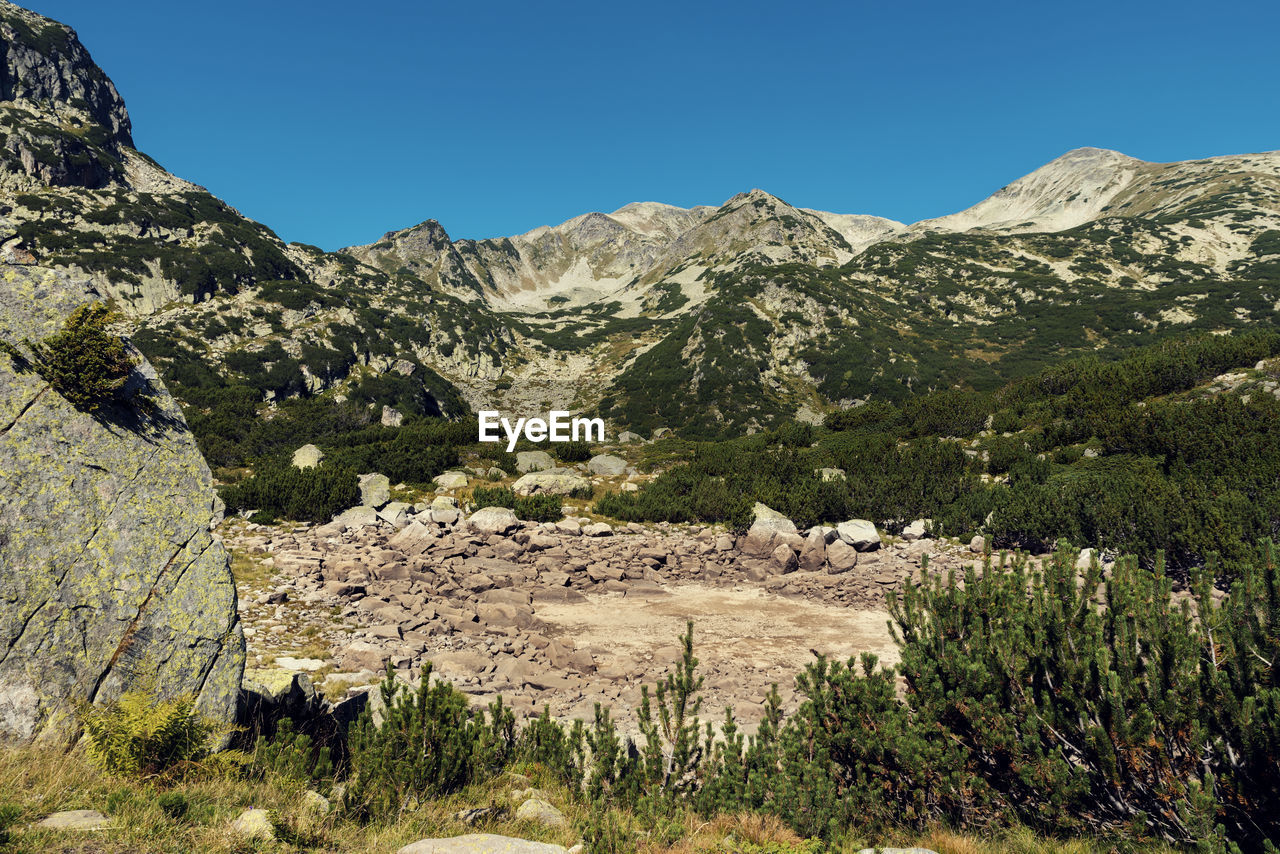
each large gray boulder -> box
[0,267,244,745]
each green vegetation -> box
[472,485,565,522]
[219,462,359,524]
[78,683,243,779]
[6,302,137,412]
[598,332,1280,573]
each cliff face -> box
[0,263,244,745]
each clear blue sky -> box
[25,0,1280,251]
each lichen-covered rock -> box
[512,470,590,496]
[398,834,568,854]
[0,266,244,745]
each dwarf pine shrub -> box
[22,302,135,411]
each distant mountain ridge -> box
[1,0,1278,444]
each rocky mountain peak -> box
[0,3,132,146]
[912,147,1144,235]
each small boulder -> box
[358,473,391,508]
[826,539,859,574]
[382,406,404,427]
[798,529,826,572]
[770,543,799,574]
[902,519,932,541]
[515,797,568,828]
[333,505,379,529]
[230,808,275,842]
[35,810,112,831]
[398,834,567,854]
[468,507,520,536]
[817,467,846,481]
[587,454,627,476]
[292,444,324,469]
[969,534,986,554]
[837,519,881,552]
[378,501,410,527]
[516,451,556,473]
[512,471,591,496]
[583,522,613,537]
[1075,548,1096,570]
[435,471,470,490]
[617,430,644,444]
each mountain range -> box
[2,0,1277,445]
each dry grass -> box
[0,747,1182,854]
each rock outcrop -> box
[0,265,244,744]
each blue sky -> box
[26,0,1280,250]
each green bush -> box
[341,665,514,822]
[16,302,136,411]
[220,463,359,524]
[552,440,593,462]
[473,486,564,522]
[0,803,21,844]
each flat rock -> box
[436,471,470,490]
[837,519,881,551]
[35,810,112,831]
[399,834,567,854]
[512,471,591,496]
[515,797,568,828]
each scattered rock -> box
[358,473,391,509]
[1075,548,1096,570]
[301,790,331,816]
[515,797,568,828]
[837,519,881,551]
[902,519,932,541]
[587,454,627,476]
[34,810,112,831]
[230,808,275,842]
[826,539,859,573]
[512,471,592,496]
[583,522,613,537]
[817,467,846,481]
[382,406,404,427]
[617,430,644,444]
[398,834,567,854]
[969,535,986,554]
[435,471,470,490]
[468,507,520,536]
[333,505,379,529]
[292,444,324,469]
[515,451,556,473]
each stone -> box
[817,467,846,481]
[515,451,556,473]
[512,471,592,496]
[826,539,859,574]
[555,519,582,536]
[398,834,567,854]
[798,529,826,572]
[515,797,568,828]
[333,505,379,529]
[0,268,243,745]
[230,808,275,842]
[587,454,627,476]
[292,443,324,468]
[35,810,112,831]
[837,519,881,551]
[617,430,644,443]
[770,543,799,574]
[902,519,932,541]
[652,427,671,440]
[435,471,470,490]
[378,501,411,527]
[1075,548,1097,570]
[583,522,613,537]
[358,473,391,508]
[468,507,520,536]
[301,790,331,816]
[969,534,987,554]
[752,502,792,524]
[381,406,404,427]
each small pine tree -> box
[23,302,136,411]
